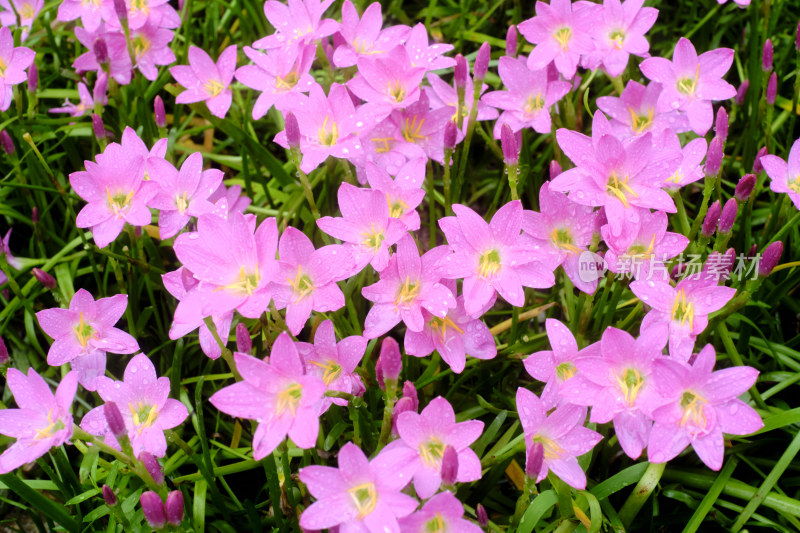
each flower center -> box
[428,315,464,340]
[671,289,695,329]
[524,93,544,116]
[388,81,406,103]
[317,115,339,147]
[35,410,65,440]
[679,390,709,432]
[550,227,581,253]
[287,265,314,301]
[532,434,565,461]
[347,482,378,518]
[625,234,656,260]
[222,265,261,296]
[275,70,298,90]
[132,35,150,59]
[789,176,800,194]
[73,312,96,347]
[553,27,571,51]
[175,191,189,214]
[401,116,427,143]
[19,1,35,19]
[360,224,385,252]
[130,0,148,11]
[309,359,342,385]
[676,66,700,96]
[106,188,135,216]
[555,361,577,381]
[387,196,409,219]
[424,513,447,533]
[203,78,225,97]
[129,401,159,433]
[615,367,644,407]
[606,171,638,208]
[628,107,654,134]
[371,136,395,153]
[609,29,625,49]
[0,56,6,76]
[276,382,303,416]
[478,249,502,279]
[419,436,446,468]
[395,276,421,307]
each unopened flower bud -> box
[477,504,488,527]
[93,38,109,64]
[748,243,758,259]
[376,337,401,389]
[759,241,783,277]
[753,147,768,174]
[92,113,105,141]
[454,54,468,90]
[391,396,416,433]
[0,336,8,365]
[797,21,800,52]
[715,107,728,143]
[506,25,517,57]
[718,198,738,233]
[32,207,39,224]
[0,130,14,155]
[284,112,300,150]
[767,72,777,105]
[762,39,773,71]
[474,42,490,81]
[401,380,418,411]
[704,137,723,175]
[140,491,166,530]
[102,485,117,506]
[103,402,126,438]
[113,0,127,22]
[32,268,56,289]
[443,120,458,151]
[440,445,458,486]
[27,63,37,93]
[735,80,749,105]
[702,200,721,238]
[735,174,756,202]
[501,124,518,165]
[549,160,562,180]
[525,441,544,479]
[154,96,166,128]
[165,490,184,526]
[671,262,687,281]
[236,323,251,353]
[140,452,164,485]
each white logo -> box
[577,251,607,283]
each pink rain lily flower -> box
[210,332,326,458]
[439,200,556,317]
[298,441,418,532]
[80,354,188,457]
[148,152,224,239]
[560,327,667,460]
[56,0,111,32]
[0,26,34,112]
[36,289,139,391]
[296,319,367,411]
[403,22,455,70]
[518,0,595,79]
[332,0,410,68]
[523,319,600,410]
[760,139,800,210]
[272,227,352,335]
[0,228,22,287]
[235,44,316,119]
[118,127,169,181]
[348,45,426,112]
[130,23,176,81]
[426,70,498,131]
[717,0,750,7]
[603,209,688,281]
[69,140,158,248]
[170,45,237,119]
[596,81,689,139]
[73,27,132,85]
[384,396,483,499]
[404,279,496,374]
[399,491,483,533]
[253,0,339,50]
[662,135,708,189]
[648,344,762,470]
[317,182,407,273]
[172,212,278,321]
[582,0,658,77]
[361,234,456,339]
[522,182,599,294]
[0,369,77,474]
[365,159,426,231]
[208,183,252,215]
[516,387,602,489]
[639,37,736,135]
[111,0,178,30]
[631,272,736,361]
[0,0,43,37]
[482,55,571,137]
[49,82,94,117]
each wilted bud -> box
[767,72,777,105]
[401,380,418,411]
[735,80,749,105]
[454,54,468,90]
[702,200,721,238]
[762,39,773,71]
[103,402,126,438]
[443,120,458,151]
[376,337,401,389]
[549,160,562,180]
[715,107,728,143]
[140,491,166,530]
[753,147,768,174]
[93,38,109,64]
[236,323,251,353]
[284,112,301,150]
[165,491,184,526]
[0,130,14,155]
[477,504,488,527]
[32,207,39,224]
[440,445,459,486]
[102,485,117,507]
[27,63,37,92]
[718,198,738,233]
[474,42,490,81]
[0,336,8,365]
[92,113,105,141]
[705,137,723,175]
[140,452,164,486]
[501,124,518,165]
[506,25,517,57]
[32,268,56,289]
[759,241,783,277]
[113,0,127,22]
[154,96,166,128]
[735,174,756,202]
[525,441,544,479]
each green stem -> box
[375,380,398,451]
[618,461,666,529]
[203,316,239,380]
[506,162,519,200]
[717,322,767,409]
[443,148,453,214]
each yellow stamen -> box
[348,482,378,518]
[679,390,709,429]
[308,359,342,385]
[676,65,700,96]
[275,70,298,91]
[789,176,800,194]
[395,276,421,307]
[371,137,395,153]
[220,265,261,296]
[524,93,544,115]
[550,227,582,254]
[555,361,577,381]
[424,513,447,533]
[609,29,625,49]
[317,115,339,147]
[287,265,314,302]
[670,289,695,330]
[401,116,427,143]
[387,81,405,102]
[132,35,151,59]
[34,410,65,440]
[175,191,189,214]
[606,171,638,208]
[428,315,464,339]
[553,27,571,51]
[73,312,95,347]
[533,434,566,461]
[106,188,135,216]
[477,249,502,279]
[419,436,446,468]
[276,383,303,416]
[129,401,159,434]
[628,106,654,134]
[615,367,645,407]
[387,196,409,218]
[360,224,385,252]
[203,78,225,97]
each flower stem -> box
[203,316,240,380]
[618,461,666,529]
[375,380,398,451]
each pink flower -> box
[518,0,595,79]
[148,152,224,239]
[56,0,110,32]
[208,183,252,215]
[0,228,23,287]
[481,55,571,136]
[332,0,410,68]
[130,23,176,81]
[438,200,556,317]
[403,22,455,70]
[253,0,339,50]
[210,332,326,458]
[170,45,237,118]
[361,234,456,339]
[348,45,426,112]
[399,491,482,532]
[640,37,736,135]
[0,0,43,36]
[717,0,750,7]
[0,26,35,112]
[662,135,708,189]
[384,396,483,498]
[80,354,188,457]
[119,126,169,180]
[317,182,407,273]
[596,80,689,139]
[648,344,762,470]
[583,0,658,77]
[73,27,132,85]
[298,442,418,532]
[760,139,800,210]
[365,159,426,231]
[0,368,77,473]
[516,387,601,489]
[36,289,139,391]
[272,227,352,335]
[49,82,94,117]
[426,70,498,131]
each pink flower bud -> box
[735,80,749,105]
[759,241,783,277]
[32,268,56,289]
[797,21,800,52]
[0,336,8,365]
[762,39,773,71]
[0,130,14,155]
[94,72,108,105]
[747,243,758,259]
[525,441,544,479]
[165,490,184,526]
[140,491,166,530]
[102,485,117,506]
[32,207,39,224]
[391,396,416,434]
[444,120,458,151]
[735,174,756,202]
[474,42,490,81]
[705,137,723,175]
[92,113,105,141]
[767,72,777,105]
[702,200,721,238]
[715,107,728,142]
[113,0,127,22]
[140,452,164,485]
[501,124,519,165]
[718,198,738,233]
[454,54,468,90]
[236,323,251,353]
[670,262,686,281]
[549,160,562,180]
[477,504,488,527]
[93,38,109,64]
[376,337,401,388]
[103,402,126,438]
[440,445,458,486]
[154,96,166,128]
[284,112,300,150]
[506,25,517,57]
[401,380,418,411]
[27,63,37,92]
[753,147,768,174]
